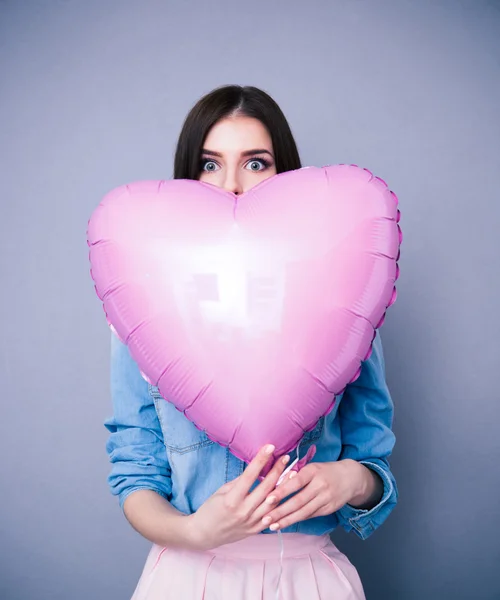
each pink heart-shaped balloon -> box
[87,164,401,473]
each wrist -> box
[345,460,384,509]
[183,514,204,551]
[341,459,368,505]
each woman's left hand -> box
[260,458,369,531]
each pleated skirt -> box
[130,532,366,600]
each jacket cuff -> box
[118,486,171,511]
[337,460,395,540]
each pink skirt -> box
[130,532,366,600]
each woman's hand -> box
[186,445,291,551]
[260,459,377,531]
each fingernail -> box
[289,471,297,479]
[262,516,272,525]
[265,445,275,455]
[266,495,277,504]
[282,455,290,465]
[269,523,280,531]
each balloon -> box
[87,164,401,475]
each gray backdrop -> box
[1,0,499,599]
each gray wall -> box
[1,1,499,598]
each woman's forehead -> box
[203,116,273,155]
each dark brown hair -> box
[173,85,302,180]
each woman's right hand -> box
[185,444,290,551]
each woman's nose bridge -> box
[223,165,242,193]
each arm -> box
[122,490,198,550]
[104,333,198,550]
[335,329,399,539]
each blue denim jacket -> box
[105,330,398,540]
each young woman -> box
[105,85,398,599]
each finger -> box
[263,467,314,508]
[245,454,291,514]
[230,444,276,500]
[264,496,329,532]
[217,479,237,494]
[248,463,312,525]
[261,484,319,527]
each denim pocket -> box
[149,386,215,454]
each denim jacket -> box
[104,330,398,540]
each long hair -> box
[173,85,302,180]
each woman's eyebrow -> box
[241,149,274,158]
[201,149,274,158]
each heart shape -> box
[87,164,401,472]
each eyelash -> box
[199,157,273,172]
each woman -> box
[105,85,398,599]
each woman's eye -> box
[246,159,268,172]
[201,160,219,172]
[200,157,272,174]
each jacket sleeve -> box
[104,332,173,509]
[335,330,398,540]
